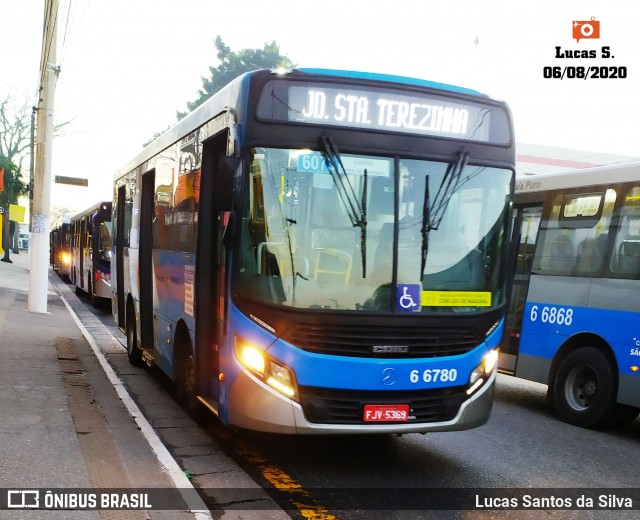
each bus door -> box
[115,186,126,328]
[140,170,155,350]
[80,217,87,290]
[194,132,229,407]
[502,205,542,373]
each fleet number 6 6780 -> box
[410,368,458,383]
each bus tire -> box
[126,305,143,366]
[552,347,616,428]
[175,338,202,420]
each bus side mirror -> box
[217,156,236,211]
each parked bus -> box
[69,201,112,307]
[112,68,515,434]
[50,217,72,280]
[503,161,640,428]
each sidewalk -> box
[0,252,199,519]
[0,252,97,518]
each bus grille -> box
[282,324,478,358]
[298,386,468,425]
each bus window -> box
[533,189,616,277]
[611,185,640,277]
[98,222,112,262]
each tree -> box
[0,161,29,263]
[179,36,296,118]
[1,91,73,170]
[144,37,296,145]
[0,94,32,260]
[0,93,33,172]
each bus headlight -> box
[234,337,298,400]
[61,252,71,265]
[467,349,499,395]
[237,342,265,374]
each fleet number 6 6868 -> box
[529,305,574,326]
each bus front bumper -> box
[227,369,496,435]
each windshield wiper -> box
[420,178,430,278]
[320,136,368,278]
[360,169,368,277]
[420,150,469,279]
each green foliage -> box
[0,159,28,259]
[176,36,296,119]
[0,160,28,207]
[144,36,296,147]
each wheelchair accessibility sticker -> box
[396,284,421,312]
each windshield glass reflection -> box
[235,147,512,313]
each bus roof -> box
[69,201,112,223]
[515,160,640,194]
[296,68,484,97]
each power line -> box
[58,0,93,69]
[60,0,73,63]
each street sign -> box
[54,176,88,186]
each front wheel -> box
[126,309,143,366]
[553,347,616,428]
[176,349,203,420]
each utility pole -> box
[29,0,59,313]
[29,106,36,232]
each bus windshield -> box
[97,221,112,263]
[236,147,512,313]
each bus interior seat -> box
[311,227,354,284]
[574,234,607,275]
[617,239,640,275]
[540,233,576,273]
[313,248,352,284]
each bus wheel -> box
[553,347,615,428]
[126,309,143,366]
[177,349,202,420]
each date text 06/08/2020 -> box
[542,66,627,80]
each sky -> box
[2,0,640,214]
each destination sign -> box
[256,80,510,143]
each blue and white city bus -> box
[112,68,515,434]
[503,162,640,428]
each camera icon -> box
[573,17,600,42]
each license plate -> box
[363,404,410,422]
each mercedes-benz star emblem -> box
[381,368,396,386]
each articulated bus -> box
[70,202,113,307]
[50,217,72,280]
[503,161,640,428]
[112,68,515,434]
